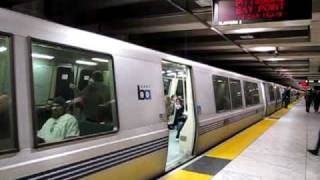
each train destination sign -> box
[213,0,312,25]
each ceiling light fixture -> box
[91,57,109,63]
[0,46,7,52]
[32,53,55,60]
[76,60,97,66]
[167,73,176,77]
[265,57,285,61]
[240,35,254,39]
[250,46,275,52]
[226,28,270,34]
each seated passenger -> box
[0,94,10,138]
[36,98,54,128]
[0,94,8,113]
[37,96,79,143]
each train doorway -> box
[161,60,196,171]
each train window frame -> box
[243,81,260,107]
[268,84,275,102]
[0,32,19,155]
[276,87,281,100]
[229,78,243,110]
[212,75,231,113]
[28,37,120,148]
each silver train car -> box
[0,8,298,179]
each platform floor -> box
[160,100,320,180]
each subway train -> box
[0,8,299,179]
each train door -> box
[275,87,282,110]
[161,60,196,171]
[77,69,93,91]
[54,66,74,100]
[261,82,268,115]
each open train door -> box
[161,60,197,171]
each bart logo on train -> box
[137,85,152,100]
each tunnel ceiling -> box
[1,0,320,88]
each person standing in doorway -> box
[175,97,187,140]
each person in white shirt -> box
[37,96,79,143]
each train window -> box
[229,78,243,109]
[276,87,281,100]
[244,81,260,106]
[0,35,18,153]
[31,40,118,146]
[213,75,231,112]
[269,84,275,102]
[163,78,172,96]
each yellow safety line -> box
[162,170,212,180]
[269,109,289,119]
[206,100,300,160]
[206,118,276,160]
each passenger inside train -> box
[37,96,79,143]
[0,94,9,137]
[70,71,110,124]
[31,40,118,145]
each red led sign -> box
[214,0,311,25]
[235,0,285,20]
[298,81,309,90]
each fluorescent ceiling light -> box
[177,74,186,78]
[32,53,54,60]
[76,60,97,66]
[91,57,109,63]
[265,57,285,61]
[0,46,7,52]
[167,73,176,77]
[250,46,275,52]
[227,28,270,34]
[240,35,254,39]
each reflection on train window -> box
[244,81,260,106]
[276,87,281,100]
[229,78,243,109]
[213,75,231,112]
[0,35,17,153]
[31,40,118,145]
[269,84,275,102]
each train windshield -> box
[0,35,18,153]
[31,40,118,146]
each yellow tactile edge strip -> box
[206,118,276,160]
[162,170,212,180]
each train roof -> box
[0,7,290,87]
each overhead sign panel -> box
[213,0,312,25]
